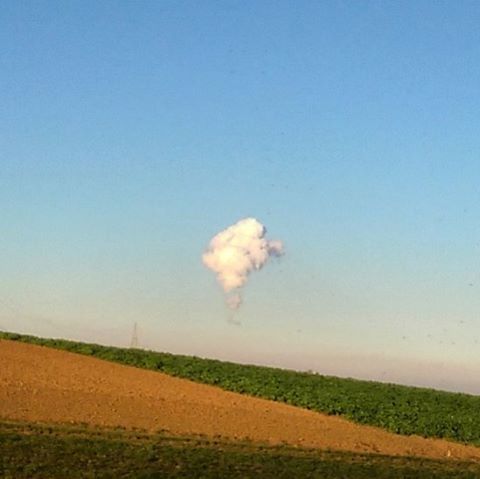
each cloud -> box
[202,217,284,309]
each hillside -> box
[1,338,480,463]
[1,331,480,446]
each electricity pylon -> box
[130,322,139,348]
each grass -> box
[2,330,480,447]
[1,420,480,479]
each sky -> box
[2,1,480,394]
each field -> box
[2,331,480,445]
[2,421,480,479]
[2,331,480,478]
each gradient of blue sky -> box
[2,1,480,393]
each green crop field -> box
[2,331,480,447]
[1,421,479,479]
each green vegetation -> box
[2,331,480,447]
[1,420,479,479]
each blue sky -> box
[2,1,480,393]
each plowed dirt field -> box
[1,339,479,461]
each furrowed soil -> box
[1,339,479,462]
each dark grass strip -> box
[1,420,479,479]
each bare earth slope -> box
[1,339,479,461]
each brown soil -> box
[1,339,479,461]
